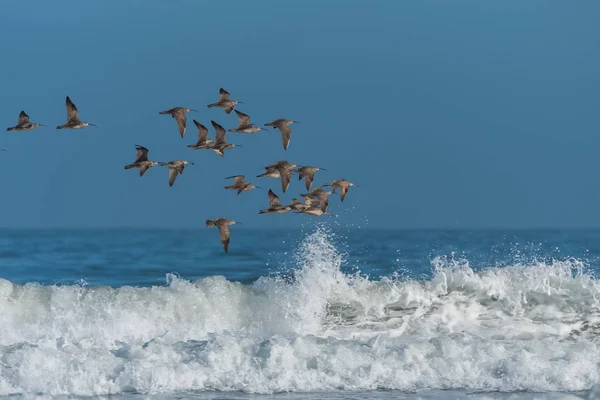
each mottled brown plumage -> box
[6,111,45,131]
[159,160,194,187]
[187,120,215,149]
[292,166,327,191]
[57,96,96,129]
[211,120,242,157]
[207,88,244,114]
[256,161,297,193]
[323,179,359,202]
[228,110,268,134]
[301,187,332,213]
[124,145,159,177]
[159,107,196,138]
[259,189,292,214]
[206,218,241,253]
[264,119,299,150]
[224,175,262,194]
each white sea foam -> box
[1,228,600,396]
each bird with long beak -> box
[7,111,45,131]
[264,119,299,150]
[323,179,359,202]
[207,88,243,114]
[159,107,196,138]
[224,175,263,195]
[292,166,327,191]
[206,218,242,253]
[56,96,96,129]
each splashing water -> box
[1,228,600,396]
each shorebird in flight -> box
[124,145,159,176]
[259,189,292,214]
[292,166,327,191]
[224,175,262,194]
[187,120,215,150]
[301,187,332,213]
[207,88,243,114]
[211,120,242,157]
[323,179,359,202]
[228,110,268,134]
[57,96,96,129]
[265,119,298,150]
[257,160,297,193]
[6,111,45,131]
[206,218,241,253]
[159,107,196,138]
[159,160,194,187]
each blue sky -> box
[0,1,598,229]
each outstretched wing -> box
[218,88,231,101]
[217,224,231,253]
[268,189,281,207]
[139,162,151,177]
[168,168,178,187]
[279,124,291,150]
[193,120,209,144]
[174,112,187,138]
[279,167,291,193]
[340,185,349,202]
[234,110,251,127]
[135,145,149,162]
[304,170,316,191]
[212,120,227,145]
[18,111,30,125]
[66,96,79,122]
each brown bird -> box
[57,96,96,129]
[187,120,215,149]
[206,218,241,253]
[159,160,194,187]
[224,175,262,194]
[7,111,45,131]
[264,119,299,150]
[259,189,292,214]
[228,110,268,134]
[256,160,297,193]
[292,166,327,191]
[301,187,332,213]
[323,179,359,202]
[159,107,196,138]
[207,88,243,114]
[288,198,308,212]
[211,120,242,157]
[124,145,159,176]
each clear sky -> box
[1,1,599,229]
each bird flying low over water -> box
[323,179,359,202]
[259,189,292,214]
[206,217,241,253]
[187,120,215,150]
[257,160,297,193]
[301,187,332,213]
[265,119,298,150]
[159,107,196,138]
[207,88,243,114]
[6,111,45,131]
[124,145,159,177]
[159,160,194,187]
[210,120,242,157]
[292,166,327,191]
[228,110,268,134]
[57,96,96,129]
[224,175,262,194]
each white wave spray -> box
[1,228,600,396]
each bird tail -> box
[207,104,215,108]
[224,185,235,190]
[124,164,136,170]
[6,127,14,132]
[56,126,64,129]
[158,111,169,115]
[205,220,215,228]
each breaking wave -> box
[1,228,600,396]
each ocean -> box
[1,226,600,399]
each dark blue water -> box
[2,227,600,398]
[2,228,599,287]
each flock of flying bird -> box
[5,88,359,253]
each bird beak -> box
[256,186,264,190]
[189,162,195,165]
[354,184,360,187]
[89,123,97,127]
[320,168,327,171]
[237,102,245,105]
[292,121,300,123]
[236,222,243,225]
[236,145,244,148]
[262,127,270,131]
[39,124,46,127]
[190,109,198,112]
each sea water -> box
[1,227,600,399]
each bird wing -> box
[174,112,187,138]
[218,88,231,101]
[304,170,316,191]
[233,175,245,186]
[224,107,234,115]
[193,120,209,144]
[279,167,291,192]
[317,194,329,212]
[168,168,178,187]
[66,96,79,122]
[212,120,227,145]
[18,111,30,125]
[217,224,231,253]
[279,124,292,150]
[340,184,349,202]
[139,162,151,177]
[234,110,251,127]
[268,189,281,207]
[135,146,149,162]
